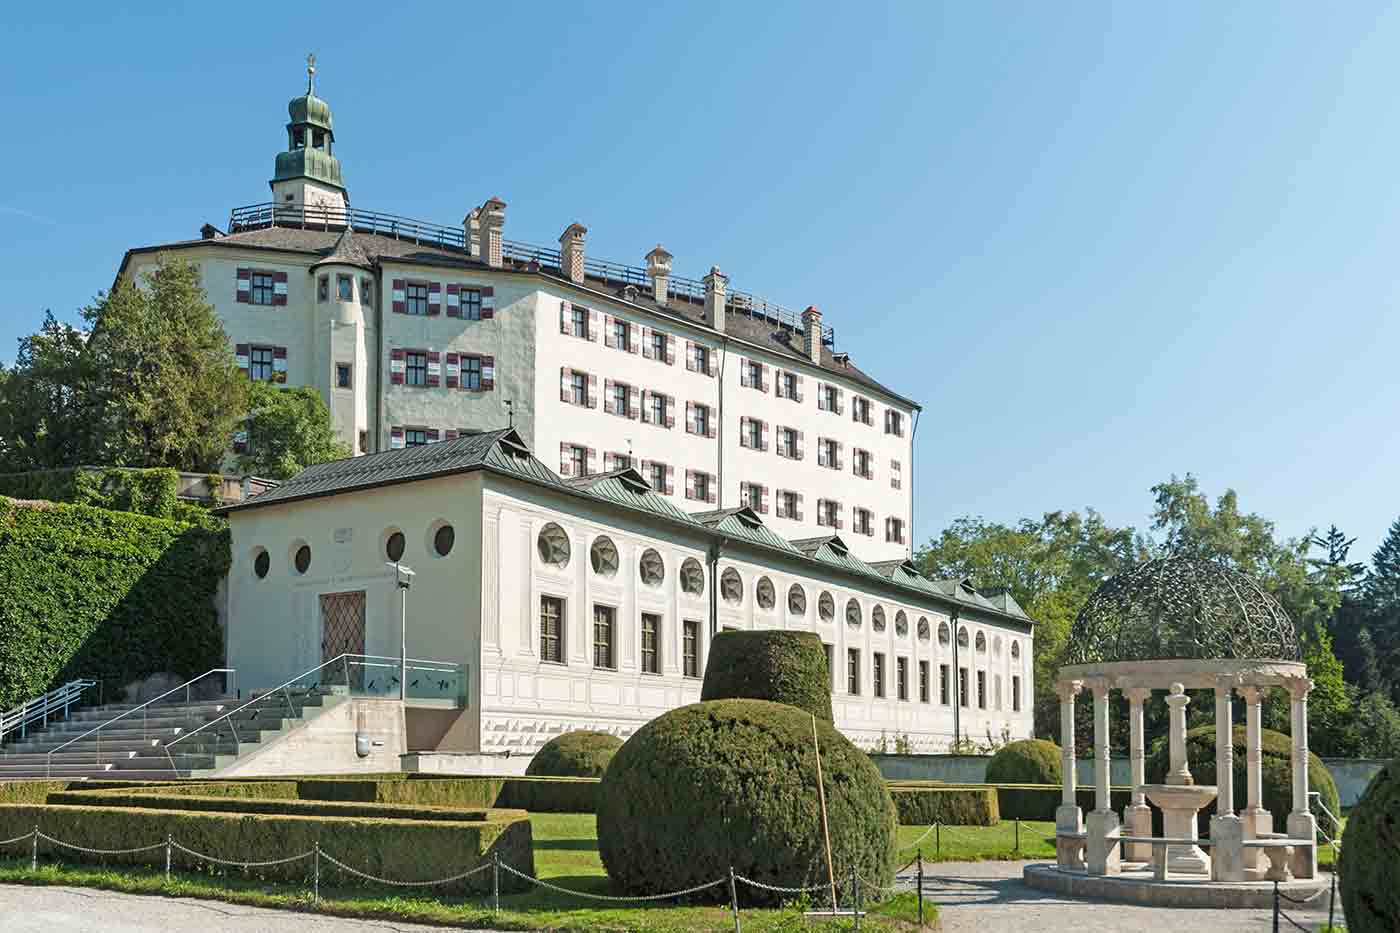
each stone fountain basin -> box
[1141,783,1218,810]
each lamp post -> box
[387,562,415,701]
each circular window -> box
[756,577,776,610]
[975,632,986,653]
[434,524,455,557]
[385,531,406,562]
[818,591,835,622]
[846,598,862,629]
[590,536,620,577]
[721,568,743,605]
[640,548,665,587]
[957,626,969,648]
[680,558,705,596]
[872,605,886,633]
[294,544,311,575]
[938,621,951,646]
[788,584,807,617]
[917,617,931,641]
[537,523,571,568]
[895,610,908,637]
[253,549,270,579]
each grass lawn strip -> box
[0,812,936,932]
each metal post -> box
[399,566,408,702]
[1015,819,1020,853]
[916,852,924,927]
[851,864,861,933]
[314,843,321,903]
[492,852,500,915]
[727,865,741,933]
[165,834,172,883]
[936,822,941,857]
[1328,865,1336,931]
[1272,880,1279,933]
[31,826,38,872]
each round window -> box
[846,598,862,629]
[756,577,776,610]
[640,548,665,587]
[818,591,835,622]
[294,544,311,575]
[721,568,743,605]
[385,531,406,562]
[537,523,571,568]
[872,605,886,633]
[434,524,455,557]
[788,584,807,617]
[253,550,270,579]
[895,610,908,637]
[680,558,705,596]
[591,536,620,577]
[917,617,931,641]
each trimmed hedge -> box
[0,467,180,519]
[985,739,1061,785]
[1339,760,1400,933]
[0,781,84,804]
[44,791,518,824]
[886,782,1133,821]
[598,699,897,905]
[0,802,532,893]
[890,787,999,826]
[299,776,601,813]
[1145,725,1340,838]
[700,630,833,721]
[0,497,229,708]
[525,731,622,778]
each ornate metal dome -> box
[1067,556,1299,664]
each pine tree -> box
[1364,517,1400,613]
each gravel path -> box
[922,861,1341,932]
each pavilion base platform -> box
[1023,863,1328,909]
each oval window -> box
[895,610,908,637]
[385,531,406,562]
[680,558,705,596]
[975,631,986,653]
[756,577,776,610]
[846,598,862,629]
[591,536,620,577]
[640,548,665,587]
[957,626,969,648]
[537,523,571,568]
[938,621,951,646]
[788,584,807,617]
[294,544,311,575]
[721,568,743,605]
[917,617,931,641]
[253,550,270,579]
[872,605,886,633]
[434,524,455,557]
[818,591,835,623]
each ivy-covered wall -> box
[0,497,229,709]
[0,467,180,519]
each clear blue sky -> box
[2,3,1397,560]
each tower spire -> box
[306,52,316,94]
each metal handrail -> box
[1,680,97,746]
[1308,790,1342,856]
[162,654,463,774]
[45,669,234,778]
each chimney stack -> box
[479,197,506,268]
[464,207,481,259]
[801,306,823,364]
[704,266,728,334]
[559,223,587,285]
[645,245,673,306]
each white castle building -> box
[120,64,1035,763]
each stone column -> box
[1054,680,1084,871]
[1238,685,1272,874]
[1286,677,1317,879]
[1122,687,1152,861]
[1085,679,1121,875]
[1210,677,1244,881]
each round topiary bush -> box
[985,739,1062,785]
[525,730,623,778]
[1144,724,1340,837]
[1339,760,1400,933]
[700,630,833,721]
[598,699,896,903]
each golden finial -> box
[306,53,316,94]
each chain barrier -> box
[898,824,938,852]
[171,841,314,869]
[0,831,36,848]
[499,861,725,902]
[319,851,493,888]
[732,874,828,894]
[36,832,166,856]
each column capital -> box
[1237,684,1264,705]
[1085,676,1113,698]
[1056,680,1083,701]
[1215,674,1239,697]
[1285,676,1314,700]
[1123,686,1152,703]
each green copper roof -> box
[693,507,801,553]
[274,145,344,190]
[289,93,333,131]
[791,535,888,580]
[563,469,698,524]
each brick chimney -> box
[559,223,587,285]
[479,197,506,268]
[464,207,481,259]
[704,266,728,334]
[801,306,823,364]
[645,244,672,306]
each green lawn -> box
[898,819,1056,863]
[0,812,936,932]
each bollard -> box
[492,852,500,915]
[314,843,321,904]
[165,833,172,883]
[727,865,741,933]
[916,851,924,927]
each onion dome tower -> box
[271,54,348,217]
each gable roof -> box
[564,468,697,523]
[693,507,801,554]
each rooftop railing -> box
[226,202,834,346]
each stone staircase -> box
[0,689,347,780]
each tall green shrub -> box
[985,739,1062,784]
[0,467,179,518]
[700,629,833,721]
[1339,760,1400,933]
[0,497,228,708]
[525,731,622,778]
